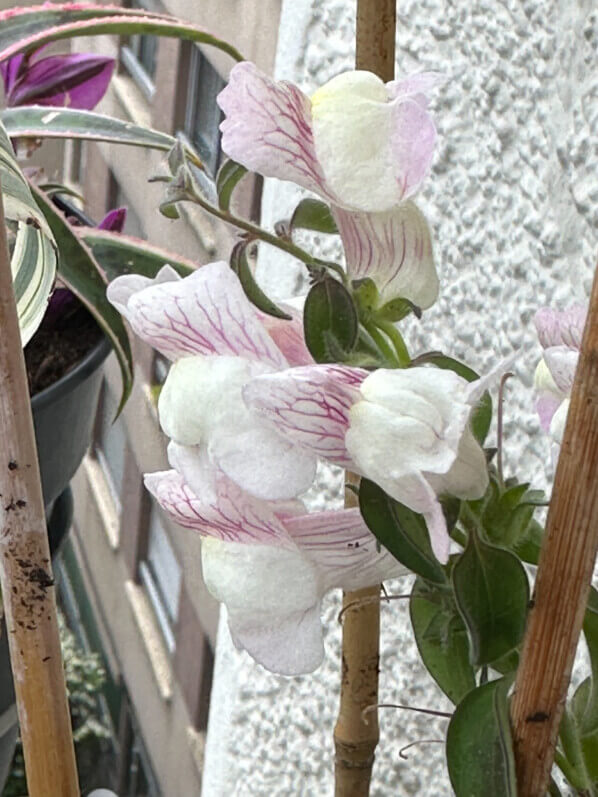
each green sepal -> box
[216,159,247,211]
[289,198,338,234]
[230,242,291,320]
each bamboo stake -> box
[0,186,79,795]
[333,5,396,795]
[510,264,598,796]
[355,0,397,82]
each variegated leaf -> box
[1,107,201,166]
[0,4,243,64]
[0,118,56,345]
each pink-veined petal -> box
[7,53,114,108]
[390,96,437,200]
[333,201,438,308]
[257,306,313,366]
[286,507,405,591]
[536,393,562,432]
[244,365,368,468]
[543,347,578,394]
[218,62,331,200]
[108,261,288,367]
[535,305,586,350]
[144,468,293,548]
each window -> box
[120,0,159,101]
[139,503,182,654]
[117,690,161,797]
[95,382,127,510]
[184,47,225,177]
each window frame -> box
[182,46,225,178]
[119,0,161,102]
[137,501,182,655]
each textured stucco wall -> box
[202,1,598,794]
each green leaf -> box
[159,201,181,220]
[511,518,543,565]
[303,276,358,363]
[452,530,529,666]
[359,479,447,585]
[1,107,202,163]
[409,351,492,444]
[39,183,84,201]
[0,119,56,345]
[558,707,594,791]
[216,159,247,211]
[289,198,338,234]
[446,676,517,797]
[410,577,476,704]
[0,4,244,64]
[31,187,133,413]
[79,229,196,281]
[573,588,598,739]
[230,243,291,320]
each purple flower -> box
[1,48,114,109]
[97,206,127,233]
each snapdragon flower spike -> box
[145,456,402,675]
[1,48,115,109]
[534,304,586,444]
[107,262,317,500]
[245,364,494,563]
[218,63,440,309]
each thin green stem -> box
[376,320,411,367]
[185,185,348,282]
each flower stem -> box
[376,320,411,367]
[185,183,348,283]
[361,319,401,367]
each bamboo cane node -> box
[524,711,550,723]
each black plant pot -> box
[32,332,111,516]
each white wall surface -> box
[202,1,598,794]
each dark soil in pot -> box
[25,300,104,395]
